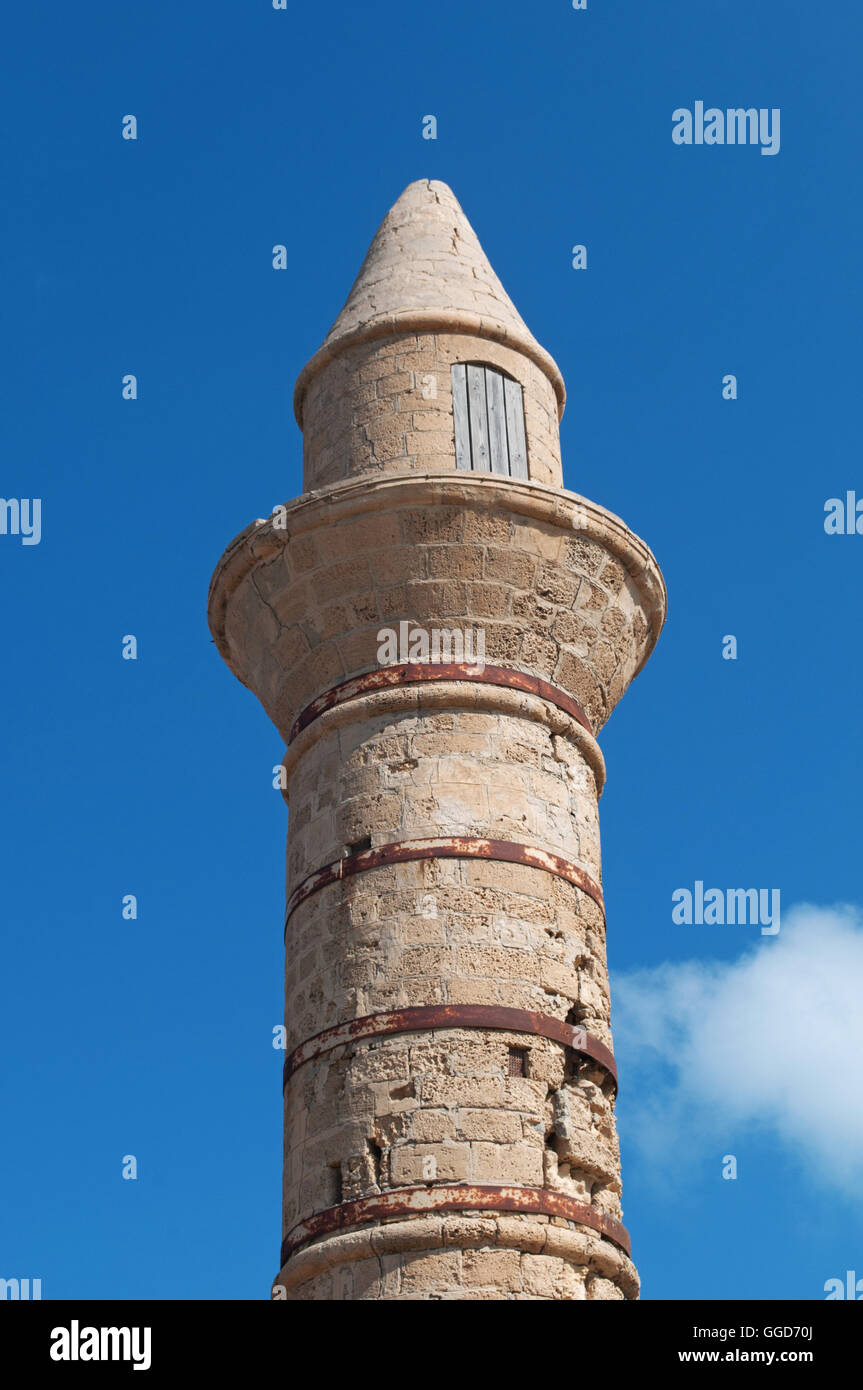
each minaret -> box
[208,180,665,1301]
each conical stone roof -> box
[294,179,565,425]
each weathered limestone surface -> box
[317,180,547,359]
[284,1028,623,1229]
[300,333,563,490]
[208,179,665,1301]
[212,480,663,742]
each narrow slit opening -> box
[328,1162,343,1206]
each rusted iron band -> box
[285,837,604,925]
[281,1184,631,1265]
[288,663,594,745]
[283,1004,617,1088]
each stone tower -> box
[208,179,665,1301]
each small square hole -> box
[508,1047,528,1078]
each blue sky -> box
[2,0,861,1300]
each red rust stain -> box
[284,838,604,925]
[283,1004,618,1090]
[280,1184,631,1265]
[288,663,594,745]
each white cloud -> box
[610,904,863,1196]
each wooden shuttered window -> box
[452,363,528,479]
